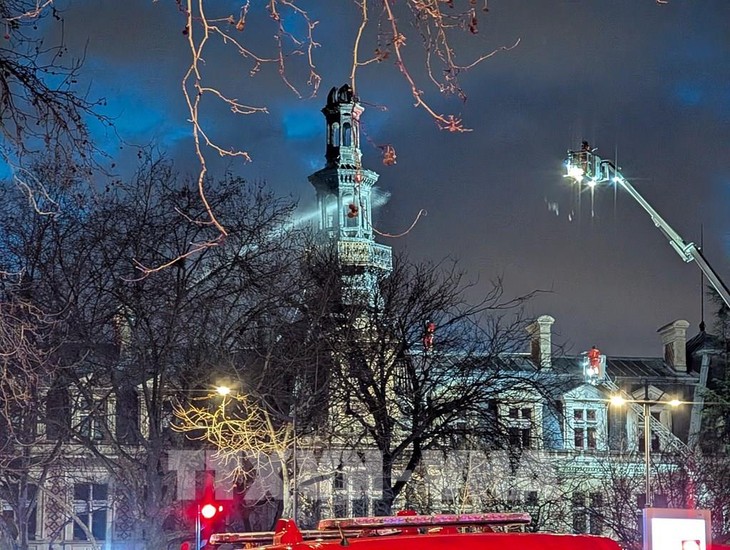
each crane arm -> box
[565,149,730,309]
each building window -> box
[506,488,521,508]
[573,491,603,534]
[441,487,456,508]
[351,495,368,517]
[45,385,70,439]
[333,499,347,518]
[572,492,586,533]
[1,485,38,540]
[589,492,603,535]
[332,468,371,517]
[73,483,108,541]
[333,470,345,491]
[324,197,337,230]
[77,397,107,441]
[573,408,599,450]
[343,123,352,146]
[506,407,533,449]
[344,194,358,229]
[639,411,661,452]
[116,389,140,444]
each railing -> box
[338,240,392,271]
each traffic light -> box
[201,503,222,521]
[196,501,224,549]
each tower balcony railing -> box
[338,239,392,271]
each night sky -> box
[31,1,730,357]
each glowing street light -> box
[610,395,626,407]
[216,385,231,396]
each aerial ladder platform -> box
[564,144,730,309]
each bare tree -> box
[0,160,80,549]
[0,1,108,175]
[286,249,545,515]
[0,153,301,547]
[0,295,65,550]
[173,391,298,522]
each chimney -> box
[657,319,690,372]
[527,315,555,370]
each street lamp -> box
[609,392,681,507]
[215,385,232,418]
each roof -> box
[605,357,674,379]
[687,328,726,356]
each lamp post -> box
[643,401,651,506]
[292,409,298,523]
[195,503,201,550]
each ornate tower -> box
[308,84,392,305]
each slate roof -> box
[409,328,719,386]
[605,357,674,379]
[686,328,725,356]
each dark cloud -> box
[44,0,730,356]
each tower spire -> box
[308,84,392,305]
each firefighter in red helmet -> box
[587,345,601,376]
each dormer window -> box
[78,397,107,441]
[573,408,598,450]
[73,392,114,443]
[564,386,608,451]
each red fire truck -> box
[207,512,624,550]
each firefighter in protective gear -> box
[423,321,436,352]
[587,346,601,376]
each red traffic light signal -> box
[200,503,222,519]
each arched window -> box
[325,196,337,229]
[344,194,358,229]
[343,123,352,147]
[331,123,340,147]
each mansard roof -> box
[443,352,694,380]
[686,328,726,356]
[605,356,686,380]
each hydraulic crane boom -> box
[564,146,730,309]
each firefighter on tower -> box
[587,345,601,376]
[423,320,436,352]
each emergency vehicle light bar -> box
[209,513,533,546]
[318,512,532,531]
